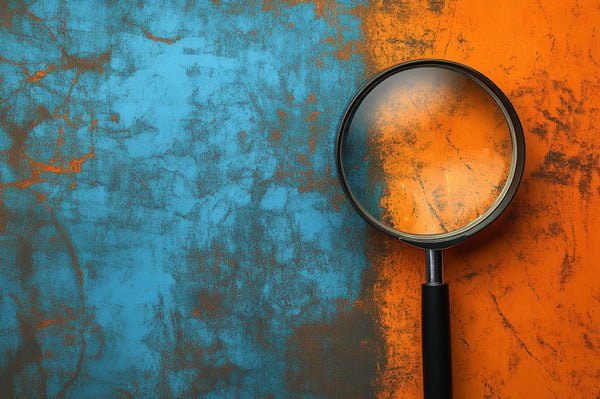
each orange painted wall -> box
[360,1,600,397]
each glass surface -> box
[341,67,513,235]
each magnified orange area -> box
[344,67,513,235]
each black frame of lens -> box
[335,59,525,249]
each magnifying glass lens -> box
[341,67,514,236]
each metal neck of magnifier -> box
[426,249,443,285]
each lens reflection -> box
[341,67,513,235]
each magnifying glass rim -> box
[335,59,525,249]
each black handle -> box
[422,283,452,399]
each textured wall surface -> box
[0,0,599,398]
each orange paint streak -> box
[25,65,55,83]
[23,10,43,22]
[361,1,600,398]
[4,176,49,190]
[277,109,286,128]
[306,111,321,121]
[143,29,181,44]
[38,316,76,330]
[28,151,96,174]
[0,151,95,190]
[308,137,315,153]
[322,28,358,60]
[113,389,135,399]
[51,71,80,120]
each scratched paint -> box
[361,0,600,398]
[0,1,378,397]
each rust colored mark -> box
[30,150,96,174]
[261,0,275,12]
[0,55,28,76]
[38,315,77,330]
[297,168,337,194]
[1,4,57,45]
[3,176,48,190]
[1,150,95,190]
[60,48,111,74]
[306,111,321,121]
[123,14,182,44]
[63,333,77,346]
[25,65,56,83]
[263,0,355,32]
[308,137,315,153]
[90,117,98,134]
[264,0,343,24]
[311,0,341,25]
[0,58,96,191]
[191,290,225,321]
[296,154,310,165]
[114,388,135,399]
[32,191,47,204]
[53,70,80,117]
[322,28,359,60]
[331,193,346,212]
[306,93,317,108]
[143,29,181,44]
[269,129,281,143]
[57,125,65,146]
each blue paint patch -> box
[0,1,372,397]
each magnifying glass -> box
[335,60,525,399]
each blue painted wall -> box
[0,1,379,397]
